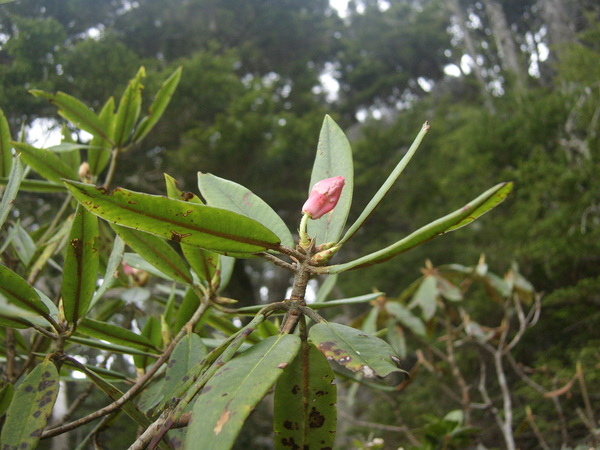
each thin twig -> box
[337,408,421,447]
[525,406,551,450]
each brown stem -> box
[5,328,16,383]
[279,256,313,334]
[443,312,471,424]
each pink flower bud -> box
[302,176,345,219]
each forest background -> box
[0,0,598,448]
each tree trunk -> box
[538,0,577,59]
[447,0,496,112]
[481,0,527,90]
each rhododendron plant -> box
[0,67,513,449]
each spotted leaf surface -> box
[0,359,59,449]
[274,343,336,449]
[309,322,406,378]
[185,334,300,449]
[64,180,281,256]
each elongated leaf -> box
[340,122,429,245]
[185,334,301,449]
[409,275,438,320]
[274,343,336,449]
[68,335,159,358]
[134,316,162,369]
[88,97,116,177]
[8,222,36,266]
[162,334,207,405]
[133,66,182,143]
[64,180,281,255]
[325,182,513,273]
[57,124,81,171]
[112,223,193,284]
[0,383,14,417]
[14,142,78,183]
[114,67,145,147]
[198,172,294,247]
[309,322,404,378]
[0,178,64,192]
[30,90,113,144]
[47,143,93,153]
[173,287,200,331]
[0,297,40,329]
[0,107,12,177]
[0,359,59,449]
[385,302,426,336]
[0,264,49,317]
[306,115,353,245]
[89,234,125,311]
[62,206,99,324]
[78,318,159,353]
[164,174,218,283]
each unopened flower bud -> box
[302,176,345,219]
[78,161,91,181]
[312,244,341,265]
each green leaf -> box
[61,206,100,324]
[326,182,514,273]
[0,297,41,329]
[274,343,336,449]
[164,173,202,204]
[68,335,159,358]
[14,142,78,183]
[112,224,193,285]
[198,172,294,247]
[162,334,207,406]
[409,275,438,320]
[386,319,407,359]
[88,97,116,177]
[77,318,159,353]
[46,143,93,153]
[0,383,14,417]
[64,180,281,255]
[134,316,162,369]
[306,115,354,245]
[437,275,463,301]
[164,174,218,283]
[57,124,80,171]
[339,122,429,246]
[173,287,200,331]
[114,67,145,147]
[89,235,125,311]
[0,359,59,449]
[185,334,301,449]
[0,264,49,317]
[0,178,64,193]
[385,302,426,336]
[0,107,12,177]
[7,222,36,266]
[30,90,113,144]
[309,322,405,378]
[132,66,182,143]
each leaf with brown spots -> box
[274,343,337,449]
[0,359,59,449]
[185,334,300,449]
[64,180,281,256]
[61,205,99,324]
[309,322,407,379]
